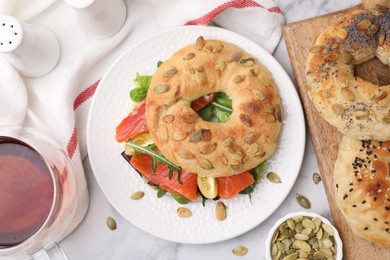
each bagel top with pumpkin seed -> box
[333,136,390,248]
[305,5,390,141]
[145,37,282,177]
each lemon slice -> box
[124,133,154,156]
[197,175,218,199]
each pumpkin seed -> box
[177,207,192,218]
[331,104,345,115]
[356,20,371,30]
[195,36,205,50]
[255,151,266,157]
[229,160,241,170]
[233,75,246,83]
[153,84,169,94]
[296,194,311,209]
[213,44,224,53]
[239,114,252,127]
[337,28,348,39]
[243,131,260,144]
[324,53,338,62]
[198,158,213,170]
[371,91,387,102]
[293,240,311,252]
[249,67,260,76]
[181,112,199,123]
[240,57,255,67]
[366,24,379,36]
[267,172,282,183]
[370,9,385,17]
[220,154,228,165]
[204,44,213,52]
[248,143,259,155]
[164,67,177,77]
[130,191,144,200]
[265,113,276,122]
[321,223,334,236]
[341,87,355,101]
[302,228,312,236]
[313,251,325,259]
[341,51,354,65]
[252,89,266,101]
[282,252,299,260]
[215,61,226,72]
[178,151,195,159]
[271,243,278,256]
[227,51,242,63]
[223,137,234,147]
[228,144,245,156]
[200,142,217,155]
[183,52,195,60]
[201,129,212,141]
[309,45,325,53]
[274,105,282,122]
[312,172,321,184]
[162,114,174,123]
[196,71,207,85]
[215,201,226,221]
[106,217,117,230]
[232,245,248,256]
[159,125,169,142]
[295,234,309,241]
[287,219,296,230]
[189,129,201,143]
[172,131,188,141]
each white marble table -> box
[60,0,360,259]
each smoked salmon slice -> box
[217,171,255,199]
[129,153,198,201]
[115,100,148,143]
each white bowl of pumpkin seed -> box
[265,211,343,260]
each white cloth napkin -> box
[0,0,285,240]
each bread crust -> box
[305,7,390,141]
[334,136,390,248]
[145,37,282,177]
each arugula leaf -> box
[197,104,213,121]
[126,140,182,181]
[239,160,267,196]
[213,108,231,123]
[157,187,167,198]
[130,73,152,102]
[171,194,190,204]
[215,92,232,108]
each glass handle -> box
[32,243,68,260]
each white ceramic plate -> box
[87,26,306,244]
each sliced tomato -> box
[191,93,217,111]
[130,154,198,201]
[115,100,148,142]
[217,171,255,199]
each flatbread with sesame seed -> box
[334,136,390,248]
[305,6,390,141]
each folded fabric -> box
[0,0,285,242]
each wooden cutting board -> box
[283,5,390,260]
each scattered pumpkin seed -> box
[371,91,387,102]
[130,191,144,200]
[227,51,242,63]
[183,52,195,60]
[267,172,282,183]
[341,51,354,65]
[177,207,192,218]
[198,158,213,170]
[341,87,355,101]
[232,245,248,256]
[356,19,371,30]
[240,57,255,67]
[164,67,177,77]
[178,150,195,159]
[296,193,311,209]
[331,104,345,115]
[106,217,117,230]
[312,172,321,184]
[215,201,227,221]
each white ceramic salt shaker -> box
[0,15,60,78]
[64,0,127,39]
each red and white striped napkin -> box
[0,0,284,238]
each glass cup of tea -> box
[0,126,84,259]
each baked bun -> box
[145,37,282,177]
[334,136,390,248]
[305,6,390,141]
